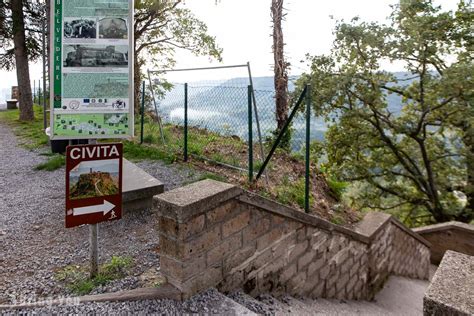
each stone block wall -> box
[367,221,430,294]
[155,179,431,300]
[414,222,474,265]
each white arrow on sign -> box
[72,200,115,216]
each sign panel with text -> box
[65,143,123,228]
[50,0,134,139]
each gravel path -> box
[0,121,201,305]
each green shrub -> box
[35,155,65,171]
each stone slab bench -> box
[122,159,164,212]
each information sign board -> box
[65,143,123,228]
[50,0,134,139]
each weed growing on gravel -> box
[35,154,65,171]
[55,256,133,295]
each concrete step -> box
[122,159,164,212]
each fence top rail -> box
[148,64,249,73]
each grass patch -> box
[275,177,314,209]
[55,256,133,295]
[196,172,227,182]
[123,141,177,164]
[35,154,65,171]
[0,105,49,149]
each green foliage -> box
[55,256,133,295]
[297,0,473,224]
[35,155,65,171]
[133,1,223,111]
[275,176,313,209]
[266,125,293,152]
[0,0,44,70]
[327,178,348,201]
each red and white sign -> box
[65,143,123,228]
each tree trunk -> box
[11,0,34,121]
[461,120,474,222]
[134,58,141,114]
[271,0,288,132]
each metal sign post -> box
[89,224,99,278]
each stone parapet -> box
[414,221,474,265]
[155,180,431,300]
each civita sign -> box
[65,143,123,228]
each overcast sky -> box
[0,0,459,100]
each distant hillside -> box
[157,72,413,150]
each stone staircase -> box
[222,275,431,315]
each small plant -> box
[327,177,348,201]
[35,154,65,171]
[55,256,133,295]
[330,214,345,225]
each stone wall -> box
[155,180,431,300]
[414,222,474,265]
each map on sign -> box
[65,143,123,228]
[54,113,129,136]
[50,0,133,140]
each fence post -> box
[184,83,188,162]
[305,84,311,213]
[38,80,42,107]
[248,85,253,182]
[140,81,145,144]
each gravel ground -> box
[0,121,202,305]
[1,288,256,315]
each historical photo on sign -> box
[99,17,128,39]
[63,45,128,68]
[69,159,119,200]
[64,18,97,39]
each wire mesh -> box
[143,70,342,218]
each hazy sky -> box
[0,0,459,100]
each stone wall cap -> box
[155,179,242,222]
[425,250,474,315]
[238,192,371,244]
[354,212,391,238]
[413,221,474,234]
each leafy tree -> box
[298,0,473,225]
[134,0,222,111]
[1,0,44,121]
